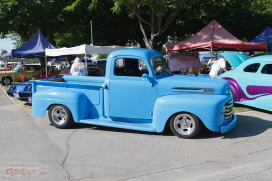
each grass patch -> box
[0,82,20,90]
[233,104,253,113]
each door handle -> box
[102,84,108,89]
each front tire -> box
[48,105,74,129]
[169,113,202,138]
[2,76,12,85]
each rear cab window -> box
[261,64,272,75]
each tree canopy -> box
[1,0,272,51]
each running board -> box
[79,119,156,132]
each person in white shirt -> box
[70,57,87,76]
[209,57,228,78]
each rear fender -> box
[32,90,88,122]
[152,94,229,132]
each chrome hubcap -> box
[173,114,195,135]
[51,106,67,125]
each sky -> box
[0,38,16,53]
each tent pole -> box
[45,56,48,78]
[85,45,87,70]
[85,53,87,69]
[211,46,213,59]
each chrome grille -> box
[224,99,233,120]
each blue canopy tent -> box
[71,57,93,63]
[199,53,217,59]
[11,30,56,58]
[251,27,272,50]
[199,53,222,59]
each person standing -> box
[209,57,228,78]
[70,57,87,76]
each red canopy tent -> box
[166,20,267,52]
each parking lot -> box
[1,86,272,181]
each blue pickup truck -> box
[32,48,236,138]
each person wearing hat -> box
[209,57,228,78]
[70,57,87,76]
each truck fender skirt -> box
[32,90,88,122]
[152,94,230,132]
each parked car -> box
[219,52,272,112]
[7,68,70,101]
[0,62,18,71]
[0,64,42,85]
[7,67,104,101]
[7,81,32,101]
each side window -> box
[261,64,272,75]
[114,58,125,76]
[34,66,41,71]
[114,58,149,77]
[138,60,149,76]
[23,66,30,71]
[243,63,260,73]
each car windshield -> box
[13,65,23,71]
[150,56,170,76]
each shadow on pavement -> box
[48,110,272,139]
[197,113,272,139]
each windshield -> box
[150,56,170,75]
[13,65,23,72]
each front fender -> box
[152,94,230,132]
[221,77,243,102]
[32,90,88,122]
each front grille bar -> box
[224,99,233,120]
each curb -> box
[0,85,17,104]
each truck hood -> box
[157,75,230,96]
[219,52,249,68]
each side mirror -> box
[142,73,152,82]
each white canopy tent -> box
[44,44,130,77]
[45,44,128,56]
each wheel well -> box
[165,111,203,131]
[47,104,75,121]
[47,104,60,111]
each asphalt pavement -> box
[0,85,272,181]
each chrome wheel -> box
[51,106,67,125]
[170,113,202,138]
[48,105,74,129]
[174,114,195,135]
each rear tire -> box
[48,105,74,129]
[169,113,202,138]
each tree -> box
[0,49,7,56]
[67,0,199,51]
[169,0,272,43]
[0,0,75,45]
[65,0,146,47]
[112,0,200,50]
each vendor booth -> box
[165,20,268,73]
[166,20,268,52]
